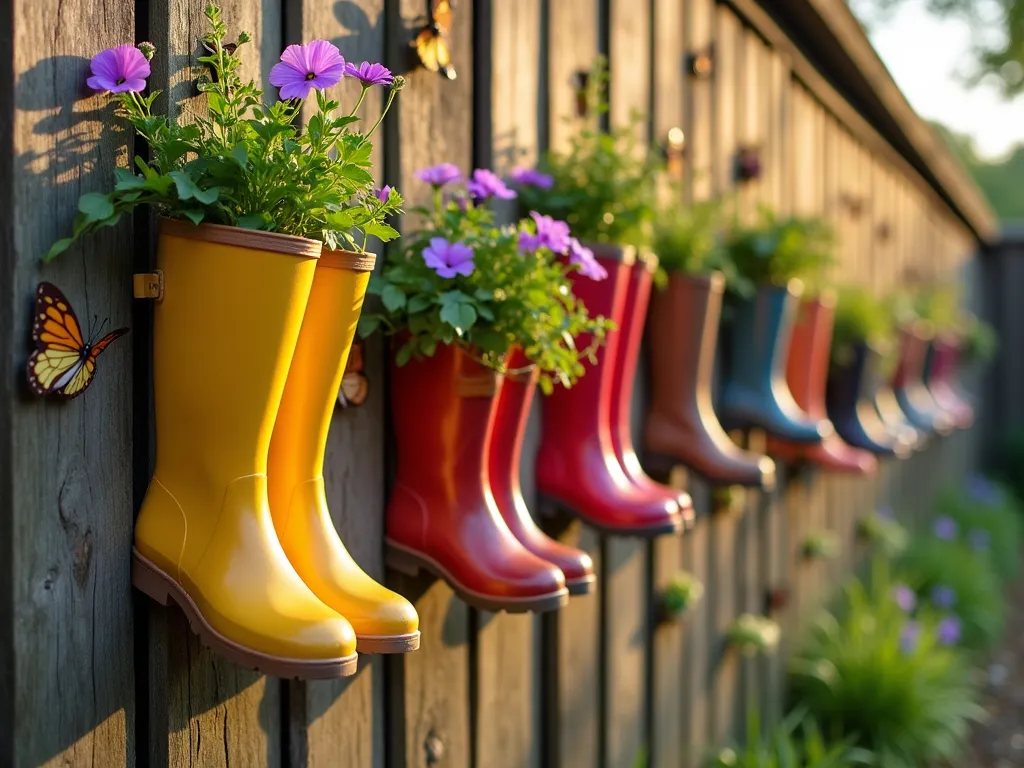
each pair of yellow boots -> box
[132,221,418,679]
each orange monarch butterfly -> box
[27,282,127,400]
[412,0,456,80]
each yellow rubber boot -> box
[133,221,359,679]
[269,250,420,654]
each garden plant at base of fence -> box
[644,199,776,490]
[51,6,419,678]
[717,209,835,445]
[360,167,614,612]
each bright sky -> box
[858,0,1024,160]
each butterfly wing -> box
[413,0,455,78]
[57,328,128,400]
[27,282,86,396]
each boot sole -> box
[536,494,684,538]
[355,632,421,654]
[644,452,772,492]
[132,549,359,679]
[566,575,596,596]
[384,540,570,613]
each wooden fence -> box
[0,0,995,766]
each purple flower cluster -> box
[87,44,151,93]
[967,475,1002,506]
[270,40,346,100]
[932,515,959,541]
[568,238,607,281]
[937,615,962,646]
[345,60,394,87]
[892,583,917,612]
[929,585,957,610]
[422,237,474,279]
[415,163,463,187]
[519,212,572,255]
[467,169,517,201]
[509,167,554,190]
[899,620,921,654]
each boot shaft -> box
[611,258,655,443]
[150,221,319,483]
[893,325,931,389]
[390,342,500,500]
[488,346,536,503]
[728,281,802,391]
[647,271,725,417]
[785,295,836,419]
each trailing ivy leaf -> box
[381,284,407,312]
[395,341,415,367]
[78,193,114,221]
[44,238,74,262]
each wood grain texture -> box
[686,0,715,203]
[547,0,599,154]
[285,1,388,764]
[10,0,136,765]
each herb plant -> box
[719,208,835,298]
[358,167,613,393]
[651,198,737,286]
[48,4,404,261]
[659,571,704,621]
[959,311,998,363]
[726,614,781,656]
[830,286,896,370]
[515,59,661,247]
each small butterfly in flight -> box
[412,0,456,80]
[27,282,128,400]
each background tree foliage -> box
[931,121,1024,221]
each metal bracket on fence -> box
[133,271,164,302]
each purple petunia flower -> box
[523,211,572,254]
[466,169,517,201]
[932,515,959,541]
[344,60,394,87]
[415,163,463,187]
[930,585,957,610]
[937,615,962,646]
[968,528,990,552]
[892,583,917,612]
[899,620,921,654]
[509,167,554,190]
[422,237,474,279]
[269,40,345,100]
[967,475,1002,506]
[568,237,608,281]
[375,185,393,203]
[87,45,151,93]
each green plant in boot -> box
[659,571,704,622]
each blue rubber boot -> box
[720,281,832,444]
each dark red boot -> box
[489,347,597,595]
[385,343,569,613]
[767,296,877,474]
[609,255,695,527]
[536,245,684,537]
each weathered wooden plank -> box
[548,0,599,154]
[282,2,389,765]
[9,0,136,765]
[686,0,715,203]
[473,4,543,767]
[384,3,476,768]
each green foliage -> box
[790,565,984,768]
[718,208,835,297]
[706,709,872,768]
[913,283,960,332]
[935,477,1023,582]
[802,531,840,561]
[660,571,704,620]
[959,312,998,363]
[726,614,781,657]
[517,58,662,247]
[895,536,1004,652]
[652,198,735,285]
[48,5,404,261]
[830,286,896,373]
[856,509,908,556]
[360,188,612,392]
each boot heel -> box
[385,544,421,577]
[132,553,173,606]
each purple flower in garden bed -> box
[930,584,957,610]
[937,615,962,646]
[568,238,607,281]
[967,475,1002,506]
[270,40,345,100]
[899,620,921,654]
[344,61,394,87]
[87,45,151,93]
[892,583,917,612]
[518,212,572,255]
[509,167,554,189]
[422,237,474,278]
[968,528,990,552]
[415,163,463,187]
[932,515,959,541]
[467,169,517,201]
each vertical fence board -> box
[9,0,136,765]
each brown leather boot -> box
[644,272,775,490]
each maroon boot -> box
[386,343,569,613]
[609,255,695,527]
[536,245,684,536]
[488,347,597,595]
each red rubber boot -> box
[488,347,597,595]
[385,343,569,613]
[767,297,877,474]
[536,245,683,537]
[926,336,974,429]
[609,255,695,527]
